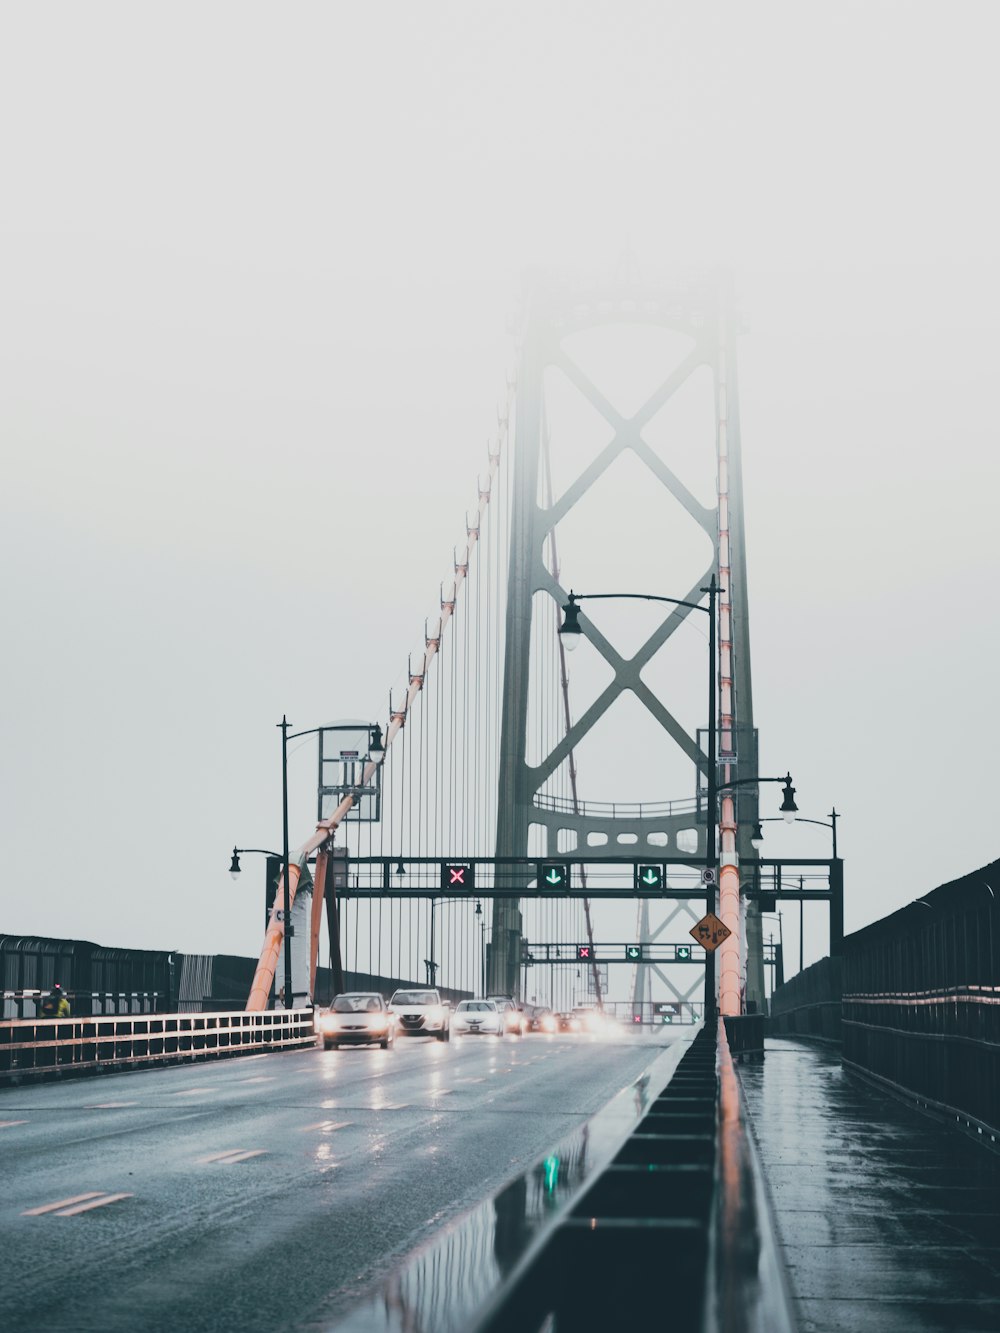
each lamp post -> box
[233,719,384,1011]
[559,577,721,1020]
[229,846,288,1000]
[425,897,476,989]
[750,806,842,957]
[476,899,485,996]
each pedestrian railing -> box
[0,1009,315,1082]
[2,989,167,1020]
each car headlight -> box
[425,1007,444,1024]
[319,1016,338,1033]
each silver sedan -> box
[451,998,505,1037]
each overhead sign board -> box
[690,913,731,952]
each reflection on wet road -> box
[0,1030,677,1333]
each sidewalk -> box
[739,1038,1000,1333]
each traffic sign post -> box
[690,912,731,952]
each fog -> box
[1,3,998,981]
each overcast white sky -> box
[2,2,998,975]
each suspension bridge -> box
[244,268,840,1027]
[3,270,997,1333]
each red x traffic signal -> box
[440,863,475,891]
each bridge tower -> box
[491,270,763,1013]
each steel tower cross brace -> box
[491,271,761,1009]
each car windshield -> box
[332,995,381,1013]
[457,1000,496,1013]
[391,991,437,1006]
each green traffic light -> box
[634,864,664,890]
[540,862,569,889]
[542,1155,560,1193]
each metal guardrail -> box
[334,1023,796,1332]
[532,792,701,820]
[0,1009,315,1082]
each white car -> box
[388,988,451,1041]
[486,995,526,1036]
[452,998,504,1037]
[318,993,395,1050]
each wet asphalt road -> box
[0,1030,674,1332]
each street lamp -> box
[426,897,476,988]
[753,807,839,857]
[559,578,722,1020]
[229,847,282,881]
[718,773,798,823]
[248,717,385,1010]
[750,806,842,964]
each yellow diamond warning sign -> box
[690,913,732,952]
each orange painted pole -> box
[716,314,742,1017]
[309,845,329,1002]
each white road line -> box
[301,1120,352,1133]
[56,1193,133,1217]
[235,1076,276,1084]
[198,1148,267,1165]
[173,1088,217,1097]
[370,1102,409,1111]
[23,1192,105,1216]
[0,1120,28,1128]
[87,1102,137,1109]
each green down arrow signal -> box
[641,869,659,885]
[546,870,562,885]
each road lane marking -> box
[301,1120,353,1133]
[456,1077,485,1084]
[173,1087,217,1096]
[235,1076,276,1084]
[198,1148,267,1165]
[429,1088,455,1096]
[23,1192,105,1216]
[0,1120,28,1128]
[56,1193,133,1216]
[370,1102,409,1110]
[88,1102,137,1109]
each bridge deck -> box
[740,1038,1000,1333]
